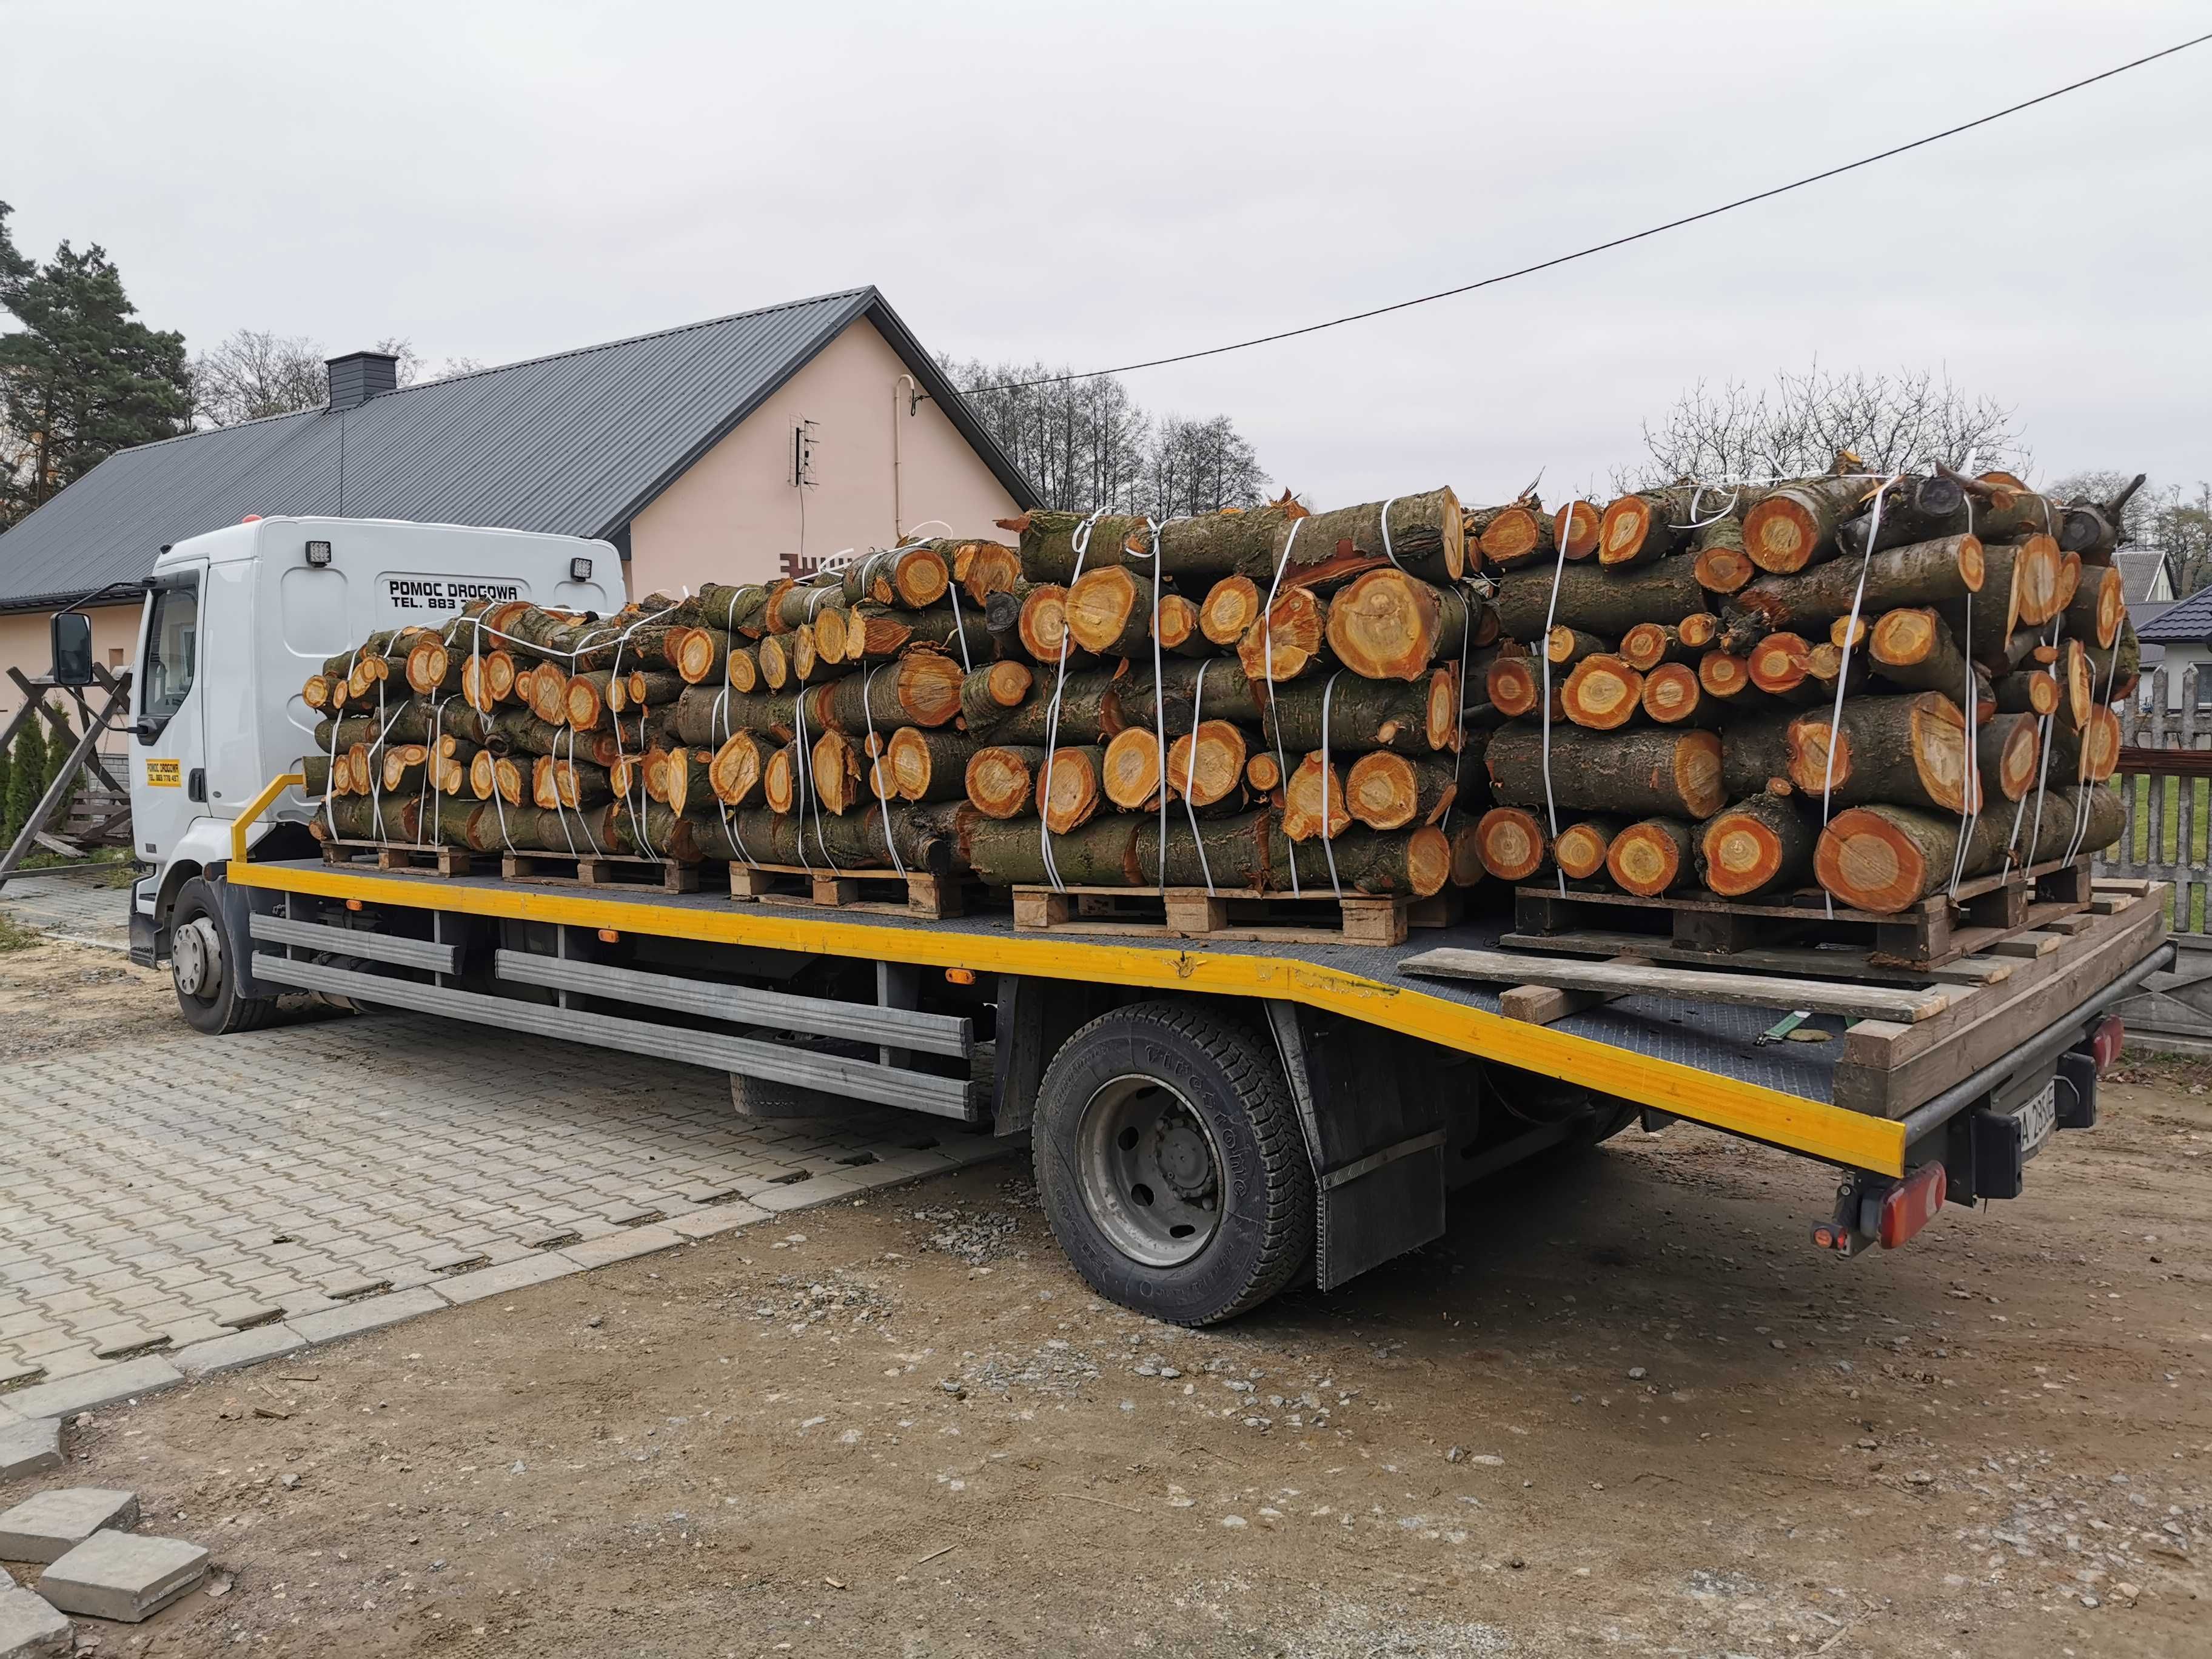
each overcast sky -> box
[6,0,2208,509]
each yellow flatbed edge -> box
[226,786,1905,1176]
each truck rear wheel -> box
[1031,1000,1313,1326]
[170,877,277,1036]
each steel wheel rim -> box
[173,915,220,1002]
[1074,1073,1225,1268]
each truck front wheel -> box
[170,877,277,1036]
[1032,1001,1313,1326]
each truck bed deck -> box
[229,845,2172,1179]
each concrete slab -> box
[557,1225,683,1269]
[671,1202,771,1240]
[38,1532,209,1623]
[0,1419,63,1484]
[170,1324,307,1378]
[0,1583,70,1657]
[0,1490,138,1564]
[431,1254,581,1307]
[0,1359,181,1424]
[286,1287,446,1346]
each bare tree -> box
[189,329,328,427]
[1631,363,2024,488]
[192,330,492,427]
[945,359,1269,520]
[1148,414,1267,518]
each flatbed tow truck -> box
[78,516,2173,1325]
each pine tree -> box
[3,715,48,843]
[0,201,191,530]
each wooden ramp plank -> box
[1400,947,1952,1024]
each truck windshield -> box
[142,584,199,720]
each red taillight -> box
[1878,1163,1946,1249]
[2090,1014,2125,1075]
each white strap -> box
[1179,659,1216,896]
[1318,671,1345,900]
[860,666,906,878]
[1261,517,1305,895]
[1038,509,1106,892]
[1817,474,1903,916]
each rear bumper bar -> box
[1899,940,2174,1156]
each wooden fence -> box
[2099,662,2212,1048]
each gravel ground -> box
[4,1040,2206,1657]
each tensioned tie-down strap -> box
[1038,509,1107,893]
[1179,658,1217,896]
[1439,576,1481,831]
[1946,490,1984,896]
[1138,517,1170,890]
[1817,474,1903,917]
[859,665,906,879]
[1261,517,1307,896]
[711,583,757,870]
[1316,671,1346,900]
[1534,491,1577,897]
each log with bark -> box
[1809,785,2119,914]
[1729,534,1983,632]
[1341,752,1459,832]
[1697,795,1814,898]
[1741,474,1875,572]
[1618,619,1707,671]
[1280,752,1352,842]
[885,727,976,803]
[950,538,1025,607]
[1477,503,1552,571]
[1689,515,1755,594]
[1237,586,1329,682]
[1260,669,1462,756]
[1040,746,1108,834]
[1322,569,1472,682]
[1492,557,1708,638]
[1784,692,1979,813]
[1979,710,2042,803]
[1487,726,1726,820]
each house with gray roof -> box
[0,287,1034,722]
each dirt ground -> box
[2,946,2209,1658]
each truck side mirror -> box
[50,611,94,687]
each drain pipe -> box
[891,374,923,540]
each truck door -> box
[131,563,206,865]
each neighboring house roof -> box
[0,287,1035,612]
[2134,584,2212,644]
[2130,598,2177,634]
[2114,549,2177,605]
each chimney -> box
[326,350,399,411]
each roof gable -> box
[2134,581,2212,643]
[0,287,1034,611]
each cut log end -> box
[1552,816,1621,881]
[1597,495,1652,566]
[1640,662,1703,725]
[1102,728,1166,811]
[1692,544,1757,594]
[1814,808,1937,914]
[1556,500,1601,560]
[1199,575,1262,645]
[1607,819,1694,896]
[1042,748,1104,834]
[1281,753,1352,842]
[1698,797,1812,899]
[1562,655,1643,730]
[1476,806,1548,882]
[1166,720,1248,808]
[965,746,1037,820]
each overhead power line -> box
[974,31,2212,394]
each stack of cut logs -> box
[1469,463,2136,913]
[297,486,1490,902]
[298,460,2135,916]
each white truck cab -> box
[126,516,620,969]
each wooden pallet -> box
[320,839,476,877]
[499,849,700,894]
[1010,884,1418,946]
[728,861,970,920]
[1510,855,2094,970]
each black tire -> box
[170,877,277,1037]
[1031,1000,1313,1326]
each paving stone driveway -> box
[0,869,132,951]
[0,988,1009,1407]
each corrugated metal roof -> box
[0,287,1035,611]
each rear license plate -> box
[2017,1078,2057,1160]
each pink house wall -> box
[626,318,1021,597]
